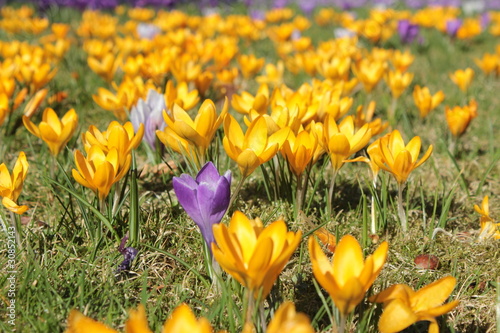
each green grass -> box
[0,4,499,333]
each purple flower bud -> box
[130,89,167,150]
[173,162,231,254]
[116,236,138,274]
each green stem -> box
[228,175,246,211]
[129,153,139,246]
[245,290,255,329]
[10,211,22,252]
[338,314,347,333]
[388,97,398,125]
[327,169,338,217]
[371,177,377,234]
[259,302,266,333]
[111,181,122,217]
[295,173,304,218]
[397,183,407,233]
[50,155,56,180]
[272,155,279,201]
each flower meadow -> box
[0,0,499,332]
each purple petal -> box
[223,170,232,185]
[196,182,217,246]
[210,176,231,221]
[196,162,220,184]
[173,175,203,226]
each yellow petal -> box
[412,276,456,313]
[65,309,118,333]
[378,299,418,333]
[413,144,433,170]
[43,108,62,135]
[392,150,412,184]
[423,300,460,318]
[236,149,260,178]
[125,305,153,333]
[22,116,41,138]
[332,235,364,287]
[245,116,268,155]
[308,237,339,297]
[161,304,212,333]
[195,99,216,138]
[405,136,421,163]
[2,197,28,215]
[332,276,364,315]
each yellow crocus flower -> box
[194,71,214,97]
[445,99,477,137]
[457,18,482,40]
[157,98,227,169]
[87,53,122,82]
[22,108,78,156]
[323,115,372,172]
[256,61,284,87]
[413,85,445,118]
[449,68,474,92]
[316,56,351,81]
[391,49,414,72]
[353,59,386,93]
[72,146,131,201]
[162,303,216,333]
[266,302,315,333]
[370,276,459,333]
[281,129,319,177]
[385,70,414,99]
[245,104,302,135]
[92,87,128,120]
[474,195,490,218]
[231,85,270,115]
[164,80,200,112]
[0,152,29,214]
[65,309,117,333]
[18,62,57,92]
[237,54,265,78]
[82,121,144,160]
[474,196,500,240]
[371,129,433,185]
[223,114,290,178]
[308,234,388,315]
[369,130,432,232]
[212,211,302,299]
[474,53,499,76]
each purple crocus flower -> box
[130,89,167,150]
[398,19,420,44]
[173,162,231,253]
[446,18,462,37]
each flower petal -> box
[378,299,419,333]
